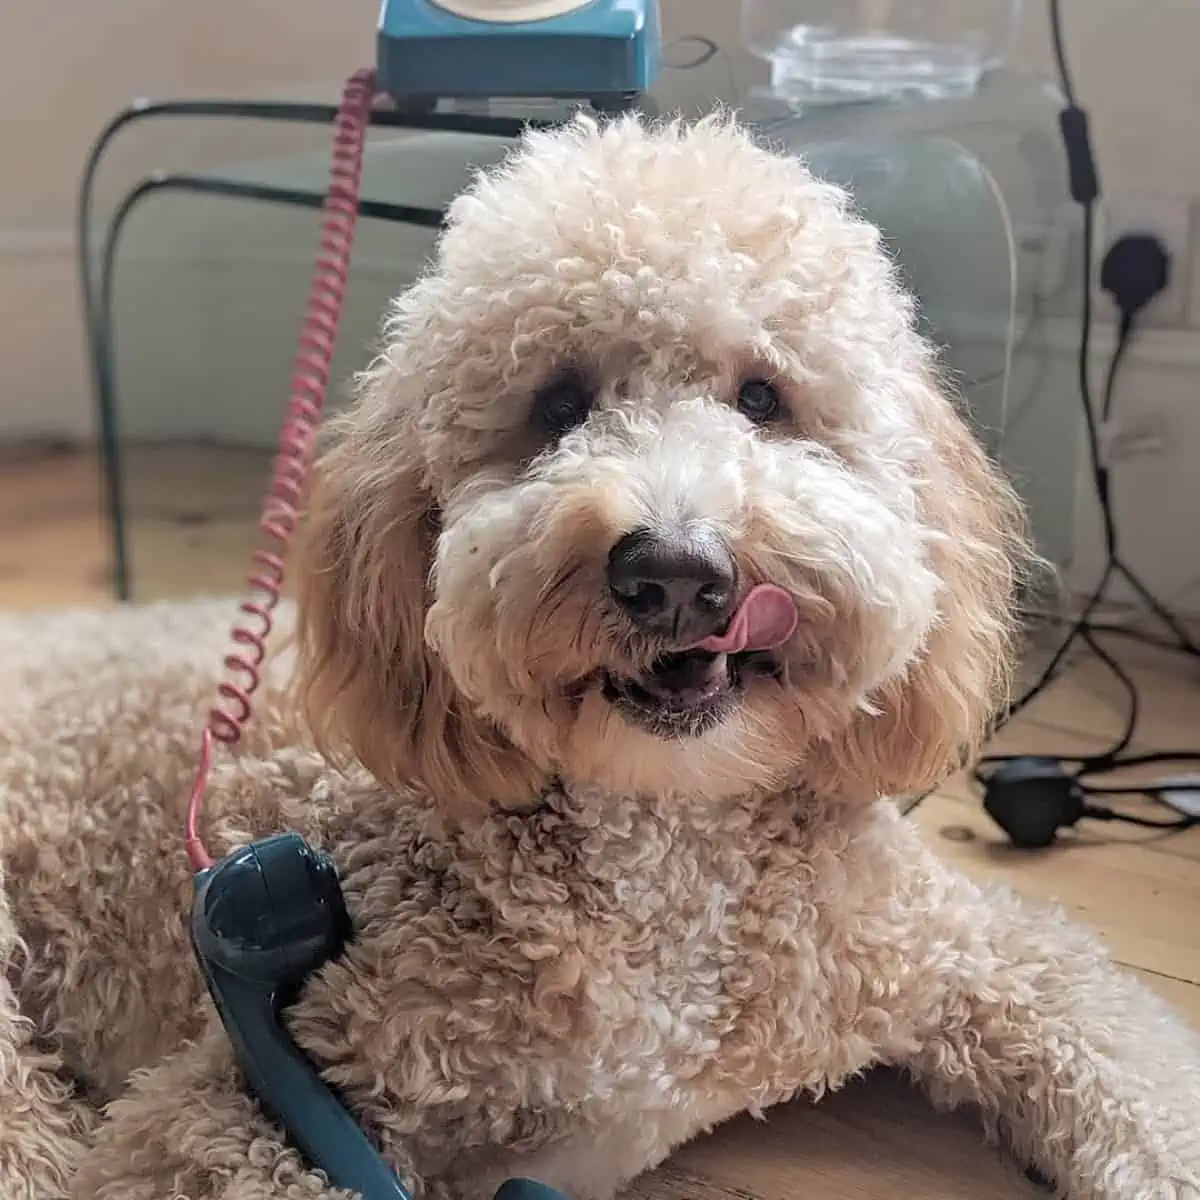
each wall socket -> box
[1097,191,1193,328]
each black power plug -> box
[1099,232,1171,321]
[1095,231,1172,440]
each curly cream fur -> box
[1,113,1197,1200]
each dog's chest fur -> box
[281,776,903,1166]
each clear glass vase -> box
[742,0,1022,108]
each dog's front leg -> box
[74,1025,681,1200]
[883,828,1200,1198]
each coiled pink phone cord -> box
[184,68,376,871]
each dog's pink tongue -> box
[693,584,798,654]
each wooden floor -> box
[3,441,1199,1199]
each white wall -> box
[0,0,1198,609]
[0,0,380,439]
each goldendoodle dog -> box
[2,114,1198,1200]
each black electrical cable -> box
[905,0,1200,828]
[1046,616,1200,657]
[970,0,1200,831]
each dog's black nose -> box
[607,528,736,640]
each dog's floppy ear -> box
[813,370,1028,800]
[293,399,543,812]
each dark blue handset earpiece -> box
[190,833,411,1199]
[190,832,567,1200]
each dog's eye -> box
[533,373,594,438]
[737,379,783,424]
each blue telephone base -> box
[377,0,661,107]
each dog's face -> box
[296,115,1025,811]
